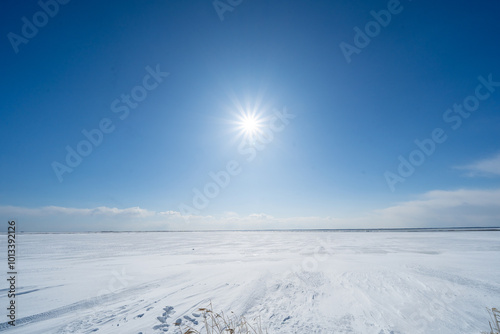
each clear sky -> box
[1,0,499,231]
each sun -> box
[237,113,263,139]
[227,96,268,143]
[242,115,259,134]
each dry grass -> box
[177,302,266,334]
[482,308,500,334]
[179,304,500,333]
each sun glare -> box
[237,113,263,139]
[242,116,258,134]
[228,96,268,143]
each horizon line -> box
[5,226,500,234]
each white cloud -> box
[248,213,275,220]
[0,205,155,217]
[1,188,499,231]
[361,188,500,228]
[455,152,500,177]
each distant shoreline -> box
[4,227,500,234]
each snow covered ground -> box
[1,231,499,333]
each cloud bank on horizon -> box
[4,186,500,231]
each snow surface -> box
[1,231,499,333]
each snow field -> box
[1,231,499,333]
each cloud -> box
[0,205,155,217]
[455,152,500,177]
[248,213,275,220]
[364,188,500,228]
[1,188,499,231]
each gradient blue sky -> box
[1,0,499,231]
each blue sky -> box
[1,0,499,231]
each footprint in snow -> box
[152,323,169,331]
[153,306,200,331]
[157,306,175,323]
[153,306,176,331]
[163,306,175,316]
[183,315,198,325]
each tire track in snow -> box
[0,275,183,330]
